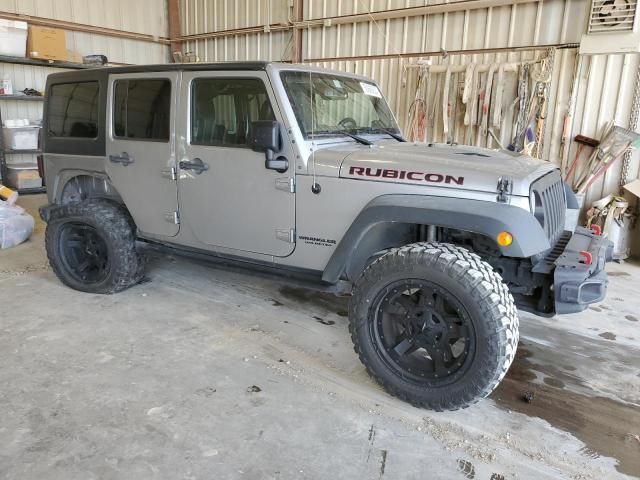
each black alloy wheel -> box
[372,280,475,385]
[58,222,111,284]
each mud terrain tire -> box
[45,200,143,294]
[349,242,518,411]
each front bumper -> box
[554,227,613,314]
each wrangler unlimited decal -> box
[348,166,464,185]
[298,235,337,247]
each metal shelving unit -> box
[0,94,45,194]
[0,55,94,194]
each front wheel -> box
[349,242,518,411]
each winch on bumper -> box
[554,226,613,314]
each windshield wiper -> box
[360,128,406,142]
[312,130,373,146]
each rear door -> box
[106,72,180,237]
[177,71,296,257]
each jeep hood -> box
[327,142,557,196]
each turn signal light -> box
[497,231,513,247]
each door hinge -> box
[276,228,296,243]
[164,211,180,225]
[161,167,177,180]
[275,177,295,193]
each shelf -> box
[17,187,46,195]
[0,54,92,70]
[0,94,44,101]
[3,149,41,154]
[5,162,38,170]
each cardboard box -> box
[0,19,28,57]
[27,26,67,61]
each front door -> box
[177,71,296,257]
[106,72,180,237]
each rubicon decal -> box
[348,166,464,185]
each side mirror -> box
[249,120,281,154]
[248,120,288,173]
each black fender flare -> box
[322,194,550,283]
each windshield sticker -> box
[360,82,382,98]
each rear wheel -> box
[45,200,143,294]
[349,242,518,411]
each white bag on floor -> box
[0,200,34,249]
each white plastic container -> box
[0,20,28,58]
[2,125,40,150]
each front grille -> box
[530,170,566,248]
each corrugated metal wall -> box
[0,0,169,174]
[0,0,168,64]
[180,0,292,61]
[179,0,640,214]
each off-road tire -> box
[45,199,143,294]
[349,242,519,411]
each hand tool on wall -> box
[492,64,505,130]
[481,63,497,140]
[406,65,429,142]
[442,67,451,141]
[575,126,640,194]
[564,134,600,185]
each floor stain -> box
[579,446,601,459]
[313,316,335,326]
[590,307,602,312]
[278,286,349,318]
[490,474,505,480]
[493,344,640,477]
[270,299,284,307]
[379,450,388,478]
[456,459,475,479]
[608,271,631,277]
[599,332,617,341]
[625,314,638,322]
[543,377,565,389]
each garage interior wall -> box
[0,0,169,166]
[179,0,640,254]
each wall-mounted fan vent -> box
[588,0,638,33]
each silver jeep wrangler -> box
[40,62,612,410]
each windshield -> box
[280,71,400,139]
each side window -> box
[113,79,171,141]
[48,82,100,138]
[191,78,275,147]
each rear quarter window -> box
[47,82,100,138]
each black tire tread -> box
[45,199,143,294]
[349,242,519,411]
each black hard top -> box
[46,61,277,83]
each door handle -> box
[109,152,134,166]
[179,158,209,174]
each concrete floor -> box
[1,195,639,480]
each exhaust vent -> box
[588,0,638,33]
[581,0,640,54]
